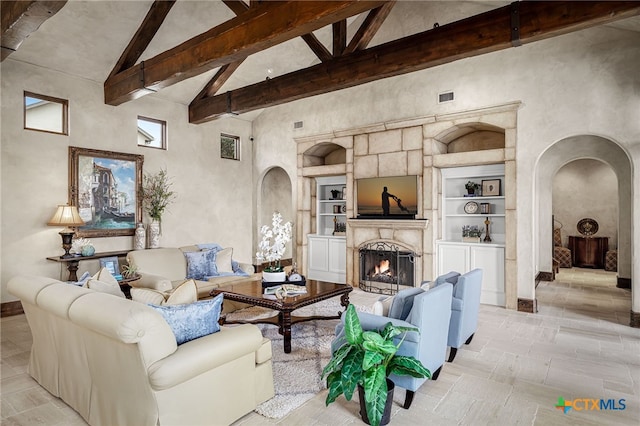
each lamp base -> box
[59,230,75,258]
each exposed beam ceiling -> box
[1,0,66,61]
[104,0,386,105]
[189,1,640,124]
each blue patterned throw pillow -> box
[150,294,223,345]
[184,249,217,280]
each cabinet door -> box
[328,238,346,274]
[438,244,469,276]
[470,246,505,306]
[308,237,329,272]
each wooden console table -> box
[47,250,130,282]
[568,236,608,269]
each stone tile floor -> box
[1,268,638,425]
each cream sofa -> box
[8,275,274,426]
[127,245,255,301]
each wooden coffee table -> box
[211,278,352,353]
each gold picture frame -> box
[69,146,143,237]
[481,179,501,197]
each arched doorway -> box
[535,135,634,325]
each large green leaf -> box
[362,350,384,371]
[388,356,431,378]
[340,348,364,400]
[325,371,343,405]
[363,366,388,426]
[321,343,352,379]
[344,304,363,345]
[363,338,397,356]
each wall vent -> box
[294,121,303,129]
[438,91,454,103]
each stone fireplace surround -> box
[295,103,517,308]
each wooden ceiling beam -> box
[1,0,66,61]
[301,33,332,62]
[344,1,395,54]
[189,1,640,123]
[194,59,246,100]
[107,0,176,79]
[104,0,386,105]
[333,19,346,56]
[222,0,249,16]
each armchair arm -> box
[132,272,173,292]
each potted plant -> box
[322,304,430,426]
[465,181,480,195]
[141,169,176,248]
[255,211,292,282]
[462,225,483,243]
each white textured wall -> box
[253,23,640,309]
[1,60,254,302]
[553,160,618,249]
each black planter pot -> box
[357,378,395,425]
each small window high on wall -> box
[24,91,68,135]
[137,116,166,149]
[221,133,240,160]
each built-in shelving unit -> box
[308,176,346,283]
[438,164,506,306]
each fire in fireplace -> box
[359,242,416,294]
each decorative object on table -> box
[134,222,146,250]
[121,263,138,279]
[330,189,341,199]
[80,244,95,257]
[99,256,122,280]
[256,211,293,282]
[462,225,482,243]
[465,180,480,195]
[481,179,501,196]
[483,217,492,242]
[142,168,176,248]
[321,304,430,426]
[288,263,304,282]
[480,202,491,214]
[68,146,143,238]
[47,204,86,258]
[71,237,92,255]
[577,217,598,236]
[463,201,479,214]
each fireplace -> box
[359,241,416,295]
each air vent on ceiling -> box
[294,121,303,129]
[438,91,454,103]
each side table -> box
[46,250,130,282]
[118,274,141,299]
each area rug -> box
[225,298,371,419]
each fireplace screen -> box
[359,242,416,295]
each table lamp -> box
[48,204,85,258]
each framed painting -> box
[481,179,501,197]
[69,146,143,237]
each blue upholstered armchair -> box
[331,283,453,409]
[446,268,483,362]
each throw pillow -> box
[372,295,394,316]
[149,294,223,345]
[84,279,125,298]
[184,250,217,280]
[215,247,234,273]
[164,279,198,305]
[388,287,424,321]
[92,267,120,287]
[130,288,166,305]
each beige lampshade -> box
[47,205,85,228]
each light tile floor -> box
[2,268,638,425]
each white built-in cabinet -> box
[437,165,505,306]
[307,176,346,283]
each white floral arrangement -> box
[256,212,293,272]
[71,237,93,254]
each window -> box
[24,91,68,135]
[137,116,166,149]
[221,133,240,160]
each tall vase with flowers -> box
[141,168,176,248]
[256,212,292,282]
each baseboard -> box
[517,298,538,313]
[617,277,631,289]
[1,301,24,317]
[631,311,640,328]
[536,271,554,287]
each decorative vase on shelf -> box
[262,271,286,283]
[134,223,146,250]
[80,245,95,257]
[148,220,160,249]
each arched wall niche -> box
[302,142,346,166]
[257,166,294,263]
[535,135,634,320]
[435,123,505,154]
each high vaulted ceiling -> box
[3,1,640,123]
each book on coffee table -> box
[264,284,308,296]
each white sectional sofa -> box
[8,275,274,426]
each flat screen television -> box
[356,175,418,219]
